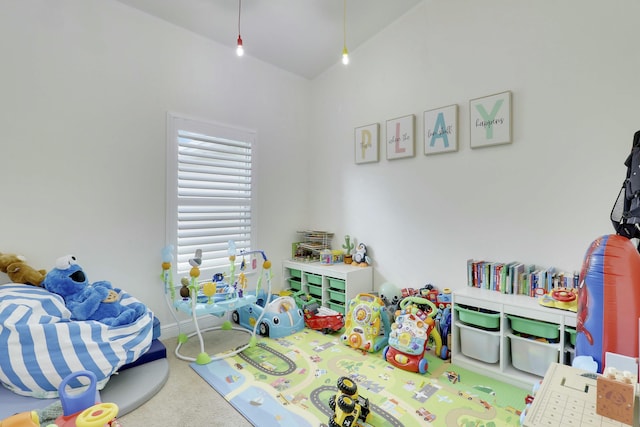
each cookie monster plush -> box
[43,255,146,326]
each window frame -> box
[166,112,258,277]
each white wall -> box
[0,0,310,330]
[2,0,639,333]
[308,0,640,292]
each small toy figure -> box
[353,243,370,266]
[179,276,190,299]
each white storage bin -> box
[457,322,500,363]
[508,333,559,376]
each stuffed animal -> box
[353,243,371,267]
[43,255,146,326]
[7,262,46,287]
[0,252,46,286]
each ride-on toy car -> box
[303,303,345,333]
[328,376,370,427]
[232,291,304,338]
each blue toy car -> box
[231,291,305,338]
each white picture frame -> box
[354,123,379,164]
[469,91,512,148]
[386,114,415,160]
[424,104,458,155]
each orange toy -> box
[0,411,40,427]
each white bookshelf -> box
[452,286,577,390]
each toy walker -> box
[161,242,274,364]
[341,293,390,352]
[383,296,447,373]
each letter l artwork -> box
[394,122,405,153]
[359,129,371,159]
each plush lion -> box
[43,255,146,326]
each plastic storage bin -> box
[307,283,322,298]
[565,327,576,346]
[456,322,500,363]
[327,277,346,290]
[287,278,301,291]
[507,315,559,340]
[288,268,302,279]
[328,289,346,303]
[327,300,346,314]
[304,272,322,285]
[508,333,559,376]
[455,305,500,330]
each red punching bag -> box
[576,234,640,372]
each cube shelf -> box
[282,260,372,316]
[452,287,576,389]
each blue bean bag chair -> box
[0,284,153,398]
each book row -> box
[466,259,579,297]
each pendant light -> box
[236,0,244,57]
[342,0,349,65]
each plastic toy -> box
[55,403,121,427]
[162,242,273,364]
[232,292,305,338]
[292,289,318,309]
[0,412,40,427]
[341,293,390,352]
[328,376,370,427]
[538,287,577,312]
[382,296,446,373]
[50,370,122,427]
[416,407,436,422]
[378,281,400,303]
[575,234,640,372]
[303,303,345,333]
[342,235,355,264]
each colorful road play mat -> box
[191,329,529,427]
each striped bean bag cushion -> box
[0,284,153,398]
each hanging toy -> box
[180,277,190,299]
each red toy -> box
[303,303,344,334]
[382,296,447,373]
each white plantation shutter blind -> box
[167,113,256,275]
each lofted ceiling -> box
[115,0,422,80]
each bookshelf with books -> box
[452,286,577,389]
[466,259,579,297]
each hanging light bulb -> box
[342,0,349,65]
[237,35,244,57]
[236,0,244,57]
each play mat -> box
[192,329,529,427]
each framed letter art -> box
[354,123,379,164]
[424,104,458,155]
[386,114,415,160]
[469,91,512,148]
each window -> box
[166,113,256,276]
